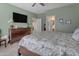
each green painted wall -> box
[0,3,79,36]
[38,4,79,33]
[0,3,37,36]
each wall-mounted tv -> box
[13,12,27,23]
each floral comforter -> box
[19,31,79,56]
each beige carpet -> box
[0,43,18,56]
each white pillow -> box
[72,28,79,41]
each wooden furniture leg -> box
[0,39,7,47]
[4,40,6,47]
[0,43,1,46]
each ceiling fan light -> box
[32,3,45,7]
[32,3,36,7]
[40,3,45,6]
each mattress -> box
[18,31,79,56]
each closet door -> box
[46,16,51,31]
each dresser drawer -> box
[9,28,31,44]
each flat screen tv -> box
[13,12,27,23]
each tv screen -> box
[13,12,27,23]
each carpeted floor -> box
[0,43,18,56]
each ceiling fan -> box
[32,3,45,7]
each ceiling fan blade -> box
[32,3,36,7]
[40,3,45,6]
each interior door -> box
[32,18,42,32]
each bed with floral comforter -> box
[18,31,79,56]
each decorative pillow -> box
[72,28,79,41]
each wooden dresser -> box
[9,28,31,44]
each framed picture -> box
[65,19,71,24]
[59,18,64,23]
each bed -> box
[18,29,79,56]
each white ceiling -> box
[10,3,72,14]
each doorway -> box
[46,16,56,31]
